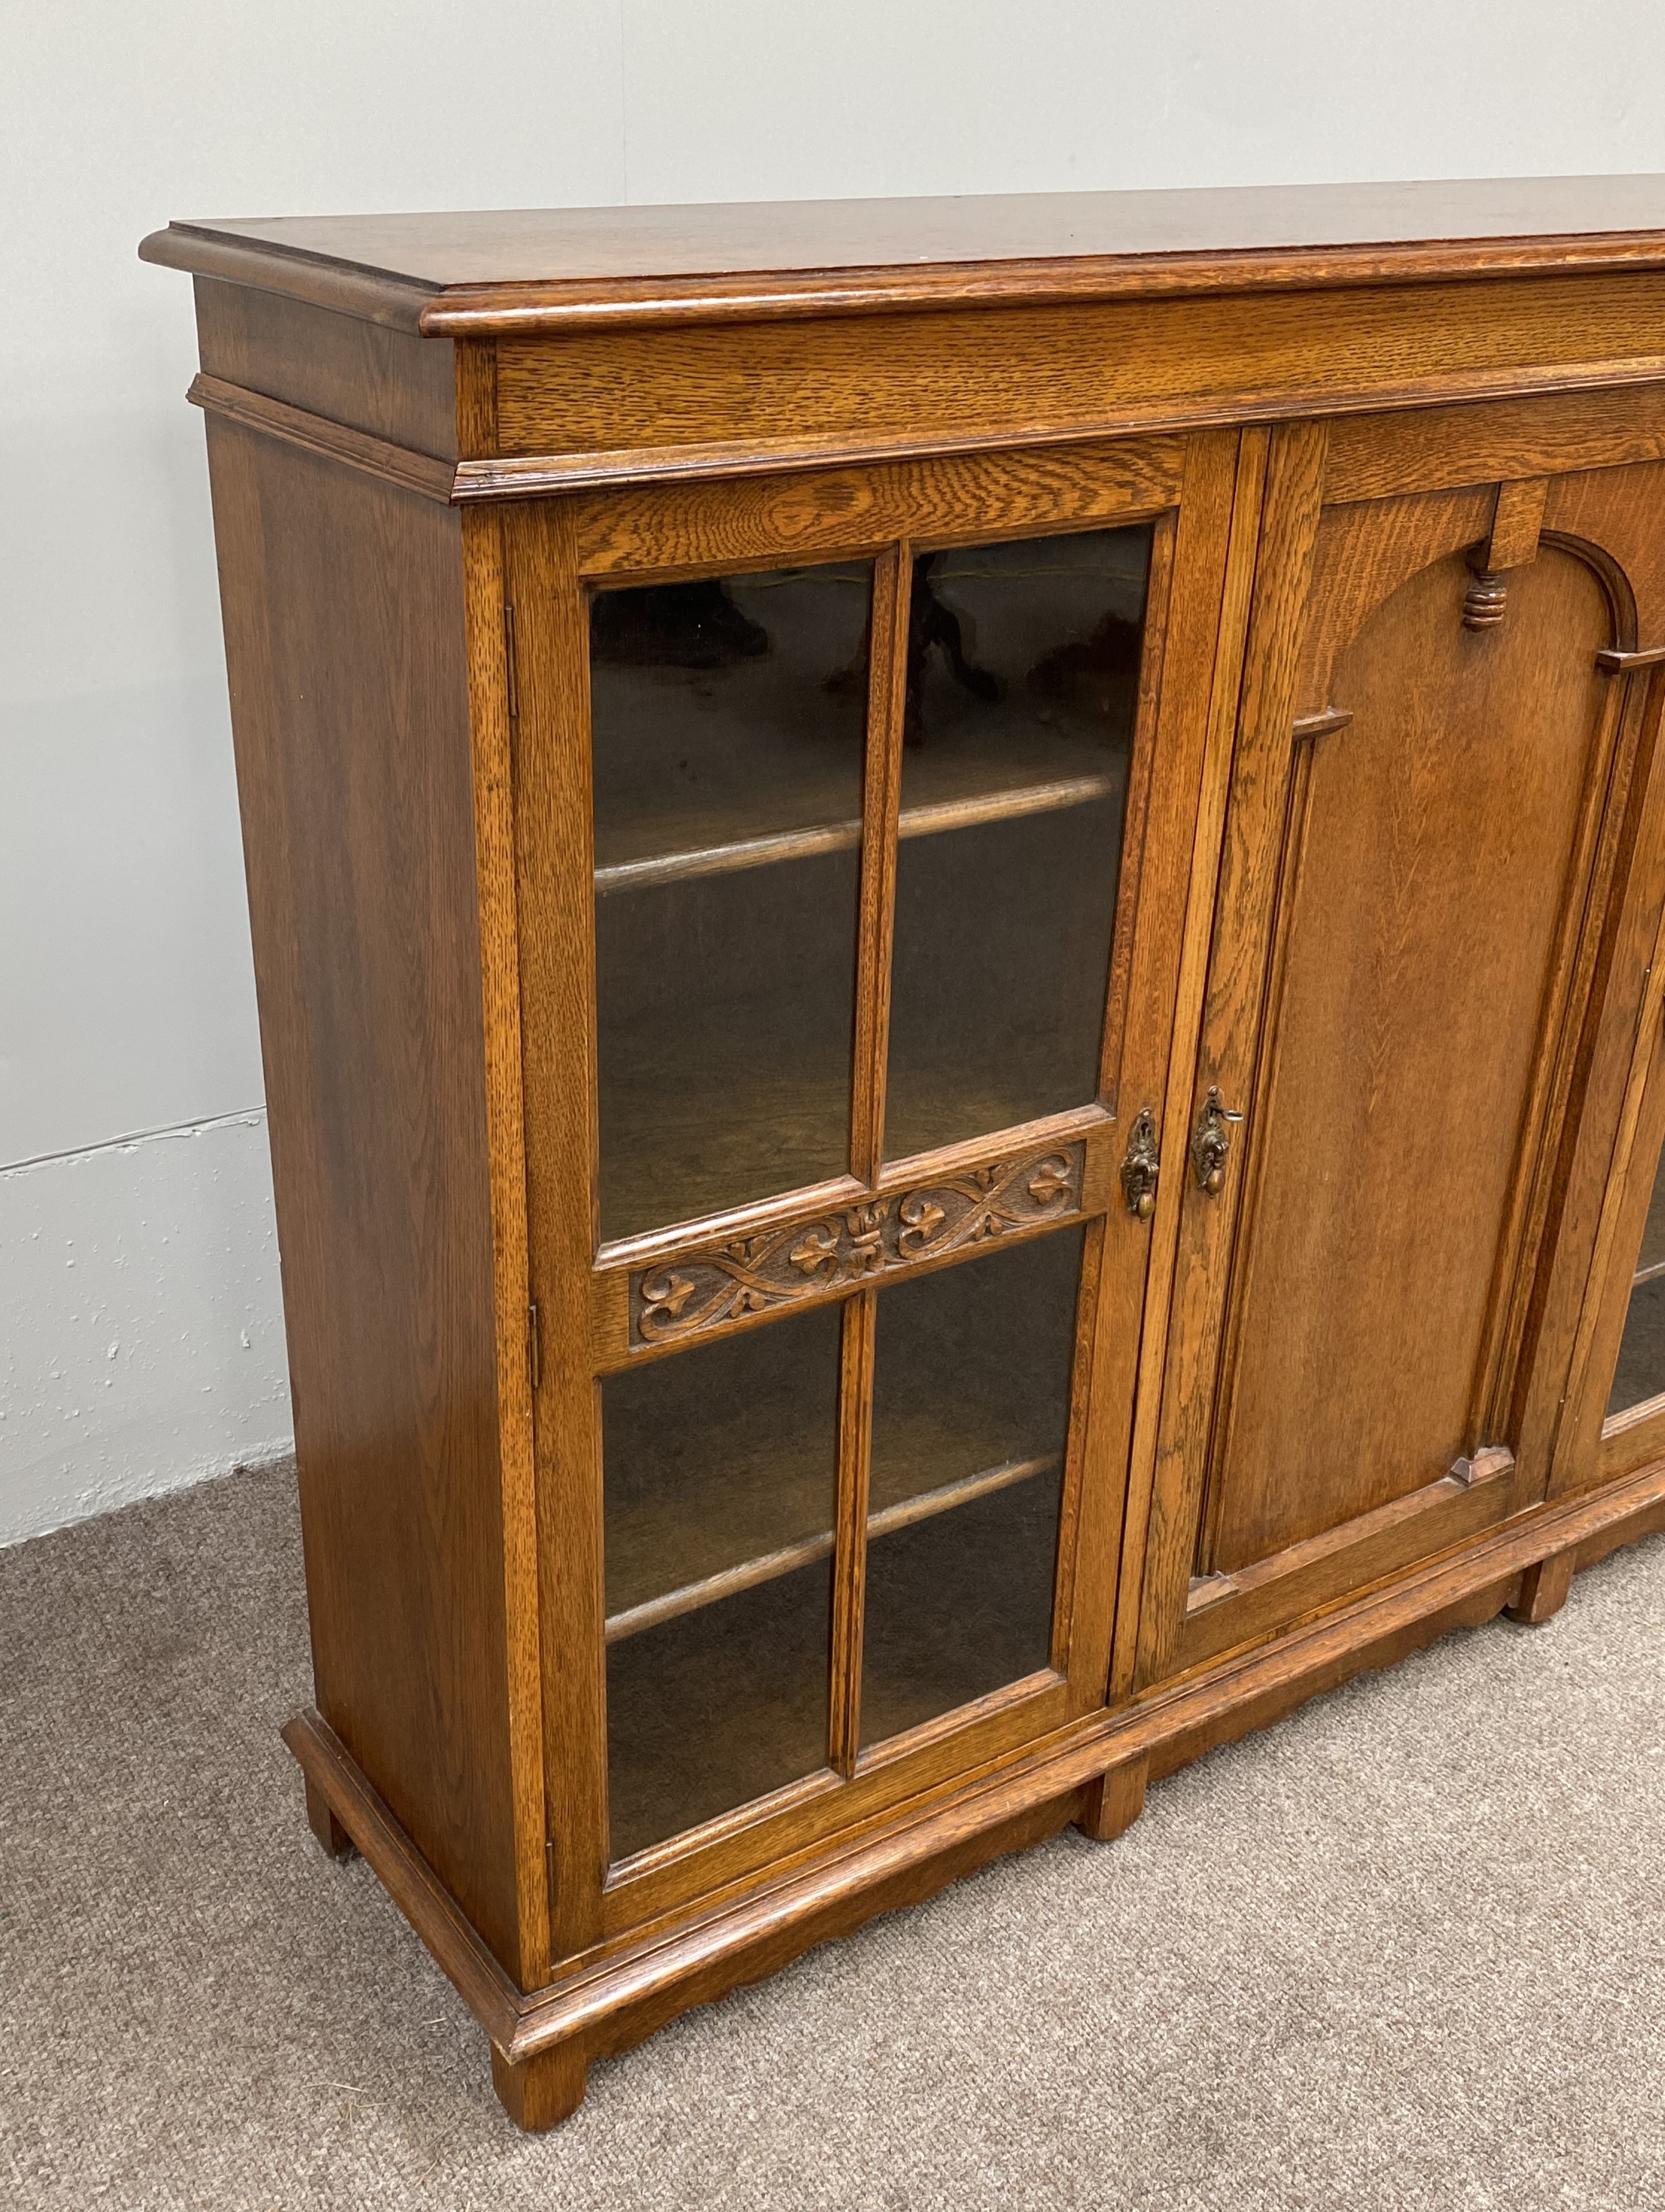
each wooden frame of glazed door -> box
[1115,387,1665,1700]
[1539,586,1665,1505]
[502,426,1256,1962]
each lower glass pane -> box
[607,1561,834,1864]
[603,1306,839,1861]
[1609,1146,1665,1416]
[860,1226,1083,1749]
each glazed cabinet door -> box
[1123,404,1665,1695]
[504,430,1249,1953]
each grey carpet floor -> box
[3,1460,1664,2211]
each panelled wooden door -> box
[1125,412,1665,1694]
[505,429,1252,1957]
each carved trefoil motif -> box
[631,1141,1087,1347]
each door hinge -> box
[527,1298,541,1395]
[504,601,520,722]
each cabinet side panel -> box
[202,417,525,1978]
[194,278,459,458]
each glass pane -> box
[1608,1146,1665,1416]
[592,563,872,1240]
[860,1226,1084,1749]
[885,526,1151,1161]
[603,1305,840,1860]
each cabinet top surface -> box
[142,175,1665,337]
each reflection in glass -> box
[603,1306,840,1861]
[1608,1147,1665,1416]
[884,527,1152,1161]
[859,1227,1083,1749]
[591,563,872,1241]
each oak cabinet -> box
[143,178,1665,2129]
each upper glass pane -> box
[603,1304,841,1861]
[1608,1144,1665,1417]
[859,1226,1084,1749]
[591,564,872,1241]
[884,526,1152,1161]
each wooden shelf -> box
[593,675,1127,898]
[596,765,1118,895]
[605,1451,1058,1643]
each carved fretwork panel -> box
[629,1141,1085,1348]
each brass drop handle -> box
[1191,1088,1244,1195]
[1119,1106,1161,1222]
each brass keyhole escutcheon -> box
[1191,1087,1244,1195]
[1120,1106,1160,1221]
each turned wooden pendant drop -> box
[1462,567,1510,628]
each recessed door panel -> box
[1209,543,1608,1570]
[859,1225,1084,1748]
[1130,432,1665,1693]
[601,1304,841,1862]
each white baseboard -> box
[0,1111,294,1548]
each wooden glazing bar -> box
[592,772,1121,897]
[501,500,611,1958]
[603,1450,1062,1647]
[849,542,910,1186]
[1098,512,1177,1113]
[1047,1215,1109,1685]
[828,1293,877,1773]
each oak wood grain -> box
[502,500,609,1960]
[1325,381,1665,503]
[1110,425,1273,1702]
[203,418,532,1982]
[1126,421,1321,1696]
[1506,1548,1577,1624]
[569,440,1186,581]
[192,276,459,455]
[189,373,455,501]
[461,504,551,1985]
[143,177,1665,337]
[492,277,1665,471]
[1074,1751,1149,1842]
[1135,447,1641,1695]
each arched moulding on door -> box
[1142,461,1665,1699]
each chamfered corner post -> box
[490,2039,588,2132]
[1075,1751,1150,1842]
